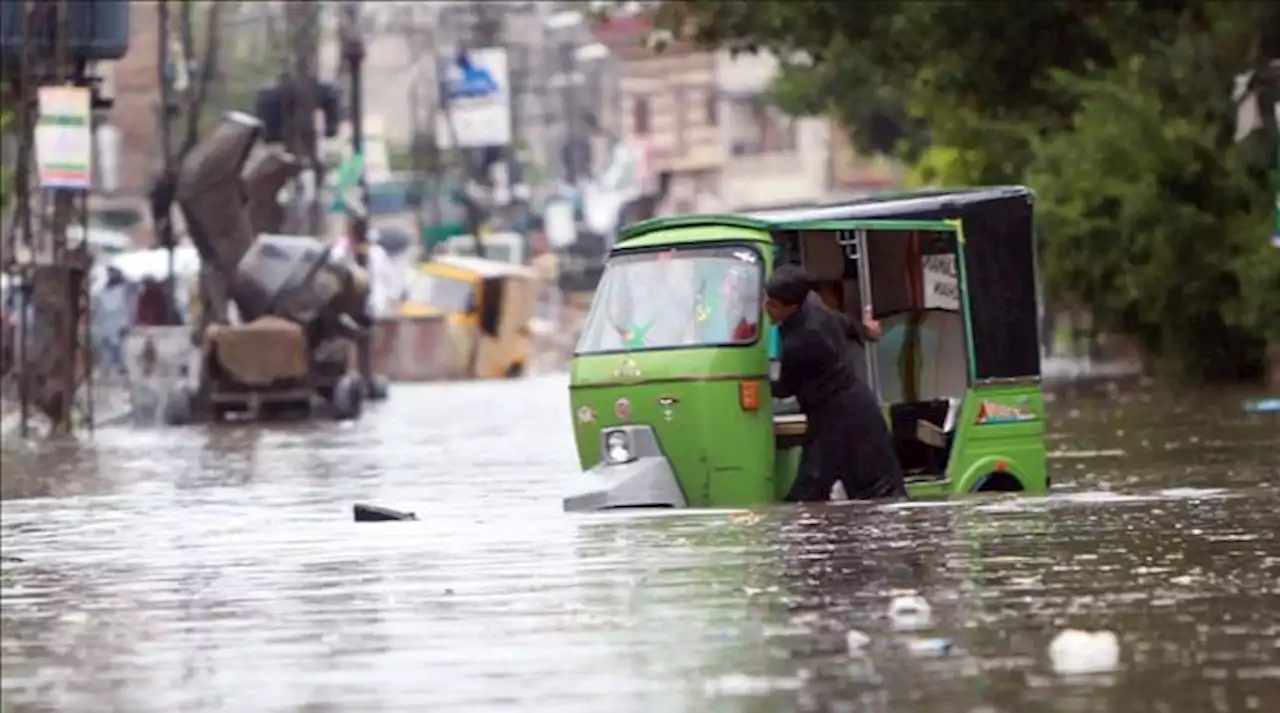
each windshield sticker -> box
[619,322,652,349]
[657,395,679,422]
[975,398,1038,425]
[733,250,757,263]
[614,397,632,421]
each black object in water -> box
[353,503,418,522]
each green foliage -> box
[658,0,1280,381]
[1028,68,1271,376]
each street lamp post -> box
[340,1,381,399]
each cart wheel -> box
[331,374,365,421]
[366,375,390,401]
[161,386,194,426]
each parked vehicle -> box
[374,256,540,381]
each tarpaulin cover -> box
[205,316,307,386]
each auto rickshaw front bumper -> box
[563,425,688,512]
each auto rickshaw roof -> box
[617,185,1031,246]
[745,185,1033,223]
[615,215,959,248]
[427,254,539,280]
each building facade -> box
[590,8,722,212]
[714,51,903,211]
[90,0,165,244]
[590,10,904,214]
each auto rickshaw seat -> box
[889,399,954,477]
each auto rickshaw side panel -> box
[946,383,1049,493]
[570,348,776,507]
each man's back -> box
[778,295,861,414]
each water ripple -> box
[2,375,1277,713]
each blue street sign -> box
[443,51,499,101]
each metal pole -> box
[157,1,177,320]
[341,7,366,261]
[559,42,578,185]
[341,1,374,391]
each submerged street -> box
[1,375,1277,713]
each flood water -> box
[2,375,1277,713]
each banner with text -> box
[35,85,93,190]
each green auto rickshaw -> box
[564,186,1048,511]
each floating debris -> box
[845,629,871,654]
[903,637,955,658]
[887,594,933,631]
[352,503,418,522]
[1049,629,1121,675]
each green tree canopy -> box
[657,0,1280,380]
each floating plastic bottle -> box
[1049,629,1121,675]
[888,594,933,631]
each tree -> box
[657,0,1280,380]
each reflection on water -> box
[2,376,1277,712]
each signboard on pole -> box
[35,85,93,190]
[435,48,512,149]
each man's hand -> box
[861,305,882,342]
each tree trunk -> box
[1268,341,1280,391]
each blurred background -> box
[0,3,1277,712]
[3,0,1277,407]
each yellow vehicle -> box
[374,256,540,381]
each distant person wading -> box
[764,265,907,501]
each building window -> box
[632,96,651,136]
[705,89,718,126]
[725,94,797,156]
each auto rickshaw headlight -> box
[603,430,635,465]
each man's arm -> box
[835,310,869,345]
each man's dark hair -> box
[765,264,815,306]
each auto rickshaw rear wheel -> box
[974,472,1024,492]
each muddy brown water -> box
[1,376,1277,713]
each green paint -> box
[954,221,980,383]
[569,213,1049,507]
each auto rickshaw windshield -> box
[576,244,763,355]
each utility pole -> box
[283,1,323,236]
[3,0,102,436]
[156,1,177,318]
[339,0,376,395]
[557,42,582,186]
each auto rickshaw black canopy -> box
[750,186,1041,382]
